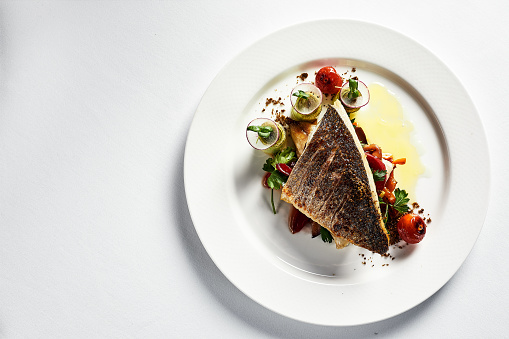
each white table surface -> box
[1,1,507,337]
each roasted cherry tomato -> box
[315,66,343,95]
[397,214,426,244]
[276,163,292,176]
[365,152,386,190]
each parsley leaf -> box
[266,171,286,190]
[274,147,296,165]
[372,170,387,182]
[262,157,275,173]
[263,147,296,173]
[320,226,333,243]
[393,188,410,214]
[378,188,410,224]
[262,147,297,214]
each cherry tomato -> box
[365,152,386,190]
[276,163,292,176]
[397,214,426,244]
[315,67,343,95]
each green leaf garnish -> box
[347,79,361,100]
[247,125,273,139]
[292,90,310,100]
[266,171,286,190]
[262,158,276,173]
[378,188,411,224]
[393,188,410,214]
[373,170,387,182]
[263,147,296,173]
[320,227,333,243]
[274,147,296,166]
[262,157,275,173]
[262,147,297,214]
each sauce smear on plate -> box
[354,83,425,200]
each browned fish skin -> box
[281,105,389,254]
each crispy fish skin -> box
[281,104,389,254]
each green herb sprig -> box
[379,188,410,224]
[347,79,361,100]
[247,125,273,139]
[262,147,297,214]
[292,90,310,100]
[372,169,387,182]
[320,226,333,243]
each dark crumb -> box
[265,97,284,106]
[418,209,424,214]
[427,218,432,223]
[281,109,285,113]
[351,67,356,72]
[261,108,265,112]
[362,261,366,265]
[274,111,287,127]
[412,202,420,209]
[297,72,308,81]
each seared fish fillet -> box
[281,103,390,254]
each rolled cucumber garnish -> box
[337,78,370,113]
[290,83,322,121]
[246,118,287,155]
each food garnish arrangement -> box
[246,66,428,255]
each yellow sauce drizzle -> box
[353,83,425,201]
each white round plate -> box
[184,20,489,326]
